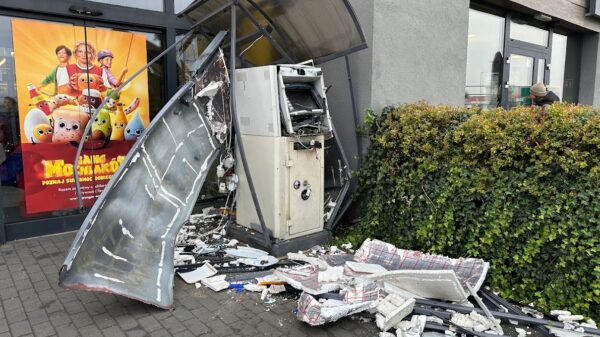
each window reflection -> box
[465,9,505,109]
[510,20,549,46]
[549,33,567,100]
[86,0,164,12]
[508,54,534,108]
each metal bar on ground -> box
[345,55,362,167]
[480,290,553,337]
[467,284,504,334]
[415,298,600,336]
[414,308,509,337]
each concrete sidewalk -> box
[0,232,378,337]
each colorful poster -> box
[11,18,151,214]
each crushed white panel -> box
[365,269,468,302]
[346,261,387,274]
[201,275,229,292]
[396,315,427,337]
[375,294,415,332]
[296,292,376,326]
[274,265,342,295]
[317,266,344,282]
[287,252,329,270]
[354,239,489,292]
[450,311,499,333]
[178,263,217,284]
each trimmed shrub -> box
[347,102,600,320]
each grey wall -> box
[370,0,470,112]
[322,0,470,168]
[508,0,600,32]
[321,0,374,170]
[578,33,600,106]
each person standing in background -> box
[530,82,560,109]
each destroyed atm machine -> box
[232,64,333,255]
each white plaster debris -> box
[346,261,388,274]
[582,319,597,329]
[375,294,416,332]
[521,306,544,319]
[317,266,344,282]
[244,284,266,292]
[380,333,395,337]
[201,275,229,292]
[268,285,286,294]
[450,311,500,332]
[287,252,329,270]
[551,310,572,316]
[558,315,584,322]
[102,246,128,262]
[515,327,529,337]
[396,315,427,337]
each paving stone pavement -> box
[0,232,380,337]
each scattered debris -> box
[170,221,600,337]
[201,274,229,292]
[178,263,217,284]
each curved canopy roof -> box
[179,0,367,65]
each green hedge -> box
[347,102,600,320]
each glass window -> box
[548,33,567,100]
[465,9,505,109]
[86,0,164,12]
[510,20,549,46]
[536,58,546,84]
[1,16,165,225]
[507,54,534,107]
[175,0,195,14]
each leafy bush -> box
[347,102,600,319]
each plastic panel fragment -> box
[354,239,489,293]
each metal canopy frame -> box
[73,0,366,253]
[179,0,368,66]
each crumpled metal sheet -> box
[59,44,229,309]
[180,0,367,65]
[194,50,231,144]
[353,239,489,293]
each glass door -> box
[506,48,549,108]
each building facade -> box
[1,0,599,243]
[324,0,600,171]
[0,0,195,243]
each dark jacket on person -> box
[533,91,560,107]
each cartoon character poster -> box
[11,18,151,214]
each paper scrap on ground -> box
[201,274,229,292]
[178,263,217,284]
